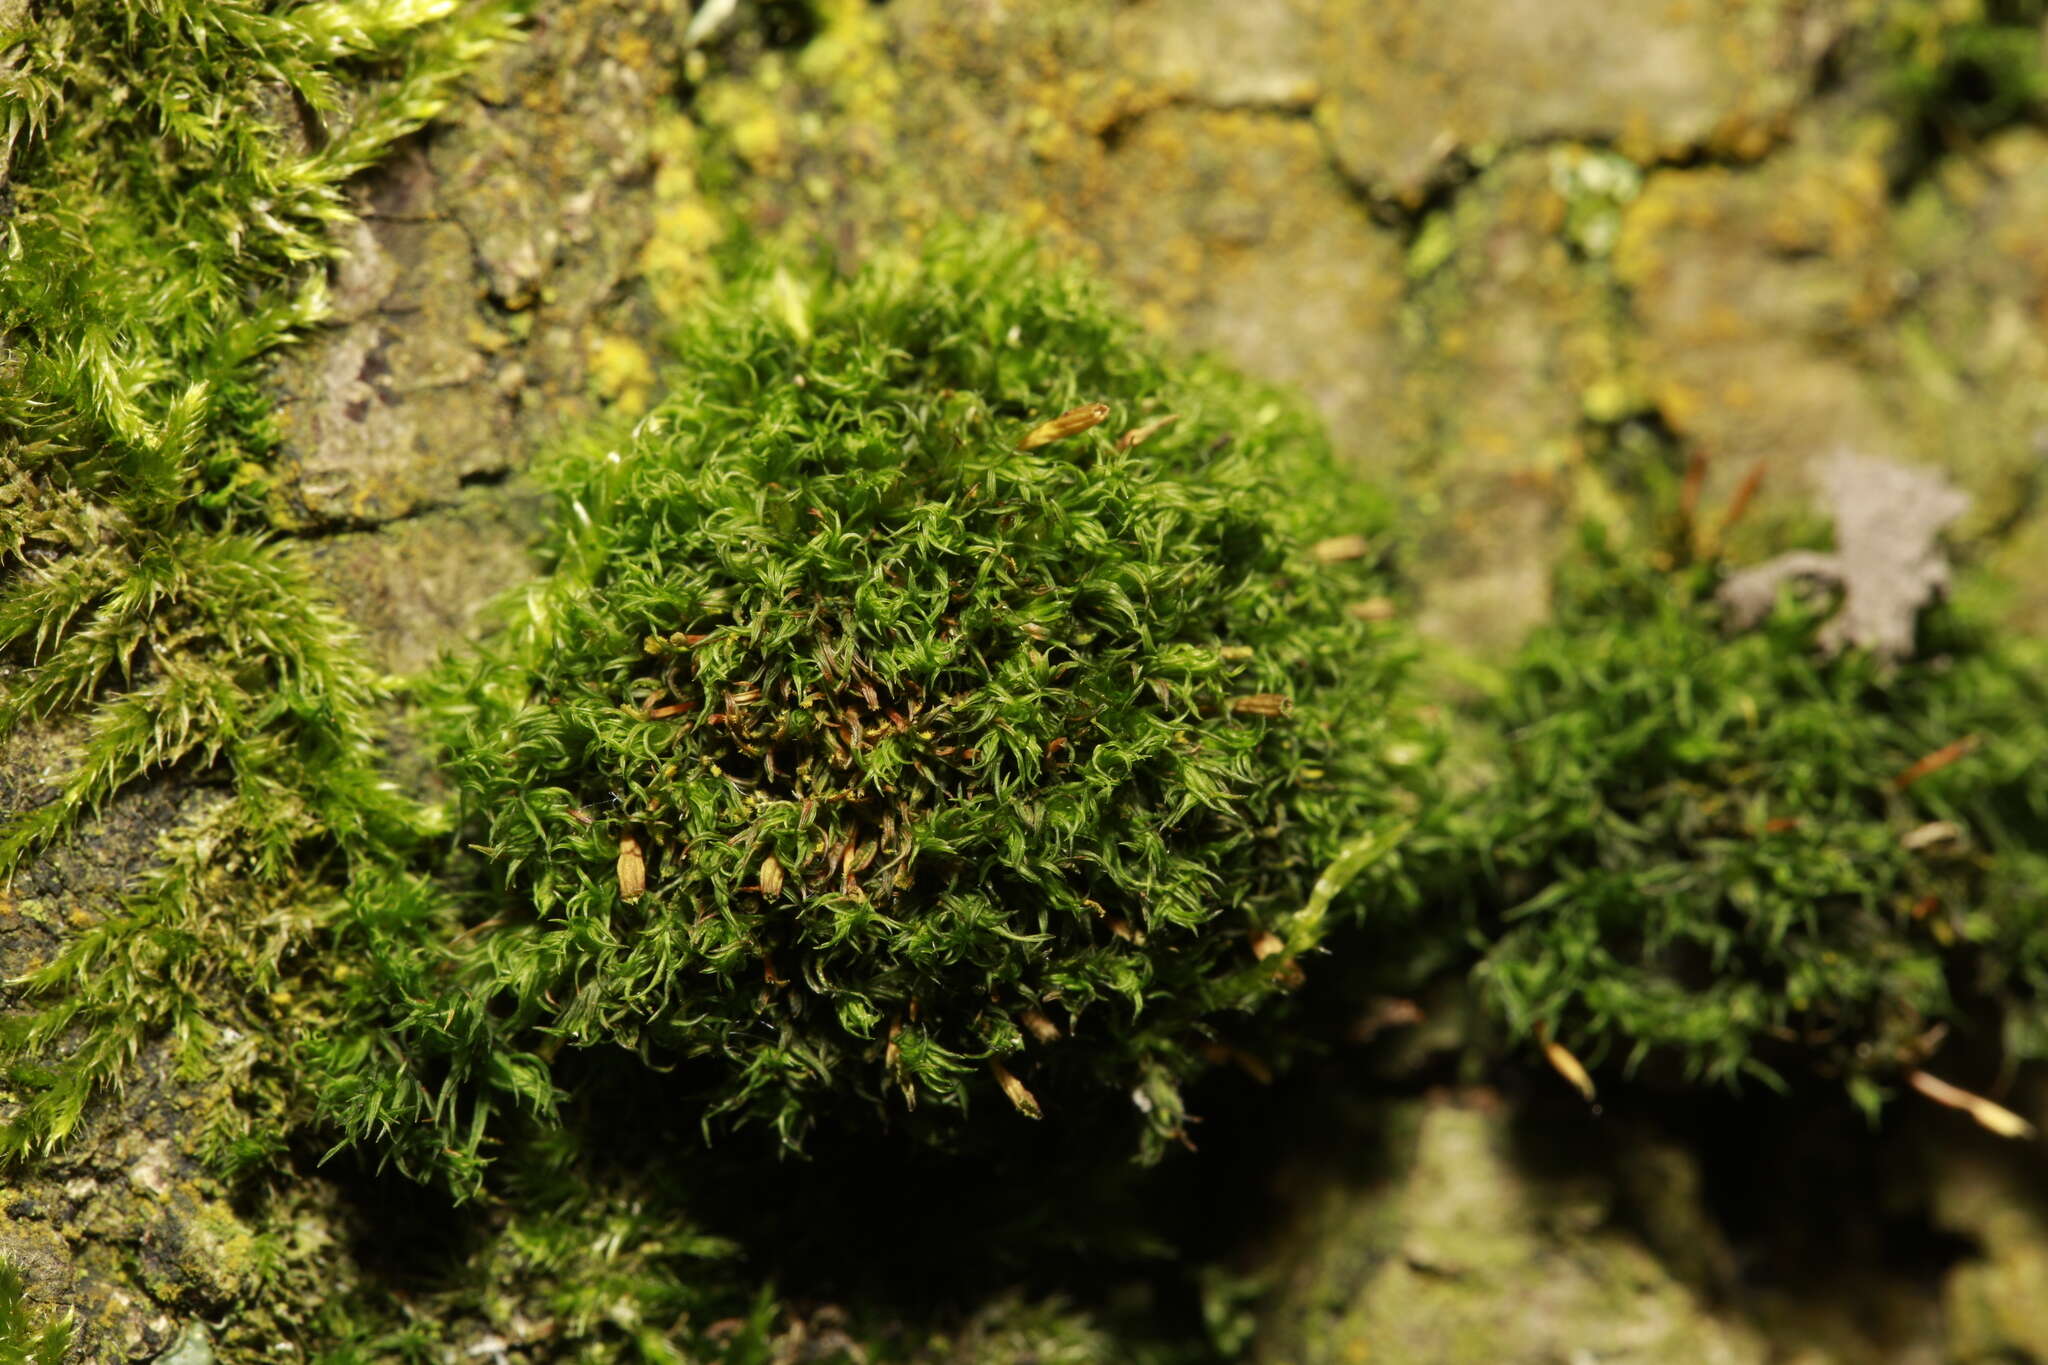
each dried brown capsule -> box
[1535,1023,1595,1103]
[1019,1007,1062,1043]
[1017,402,1110,450]
[1348,597,1398,622]
[1908,1069,2035,1139]
[616,833,647,901]
[990,1058,1043,1119]
[1893,735,1981,791]
[1115,413,1179,452]
[1311,534,1371,564]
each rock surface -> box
[1251,1092,1769,1365]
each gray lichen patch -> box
[1611,104,2048,583]
[1718,451,1972,659]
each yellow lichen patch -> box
[640,115,727,321]
[701,54,794,173]
[726,106,789,173]
[587,333,656,415]
[797,0,900,105]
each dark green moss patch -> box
[1473,525,2048,1111]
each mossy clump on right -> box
[1475,528,2048,1108]
[413,233,1428,1158]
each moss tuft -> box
[1473,524,2048,1107]
[369,231,1429,1161]
[1878,0,2048,184]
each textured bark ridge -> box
[656,0,2048,651]
[275,0,2048,664]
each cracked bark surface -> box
[624,0,2042,659]
[273,0,696,671]
[0,728,268,1361]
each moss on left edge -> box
[0,0,517,1353]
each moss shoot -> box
[418,234,1426,1155]
[0,1257,68,1365]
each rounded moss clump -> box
[1476,529,2048,1109]
[435,234,1425,1151]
